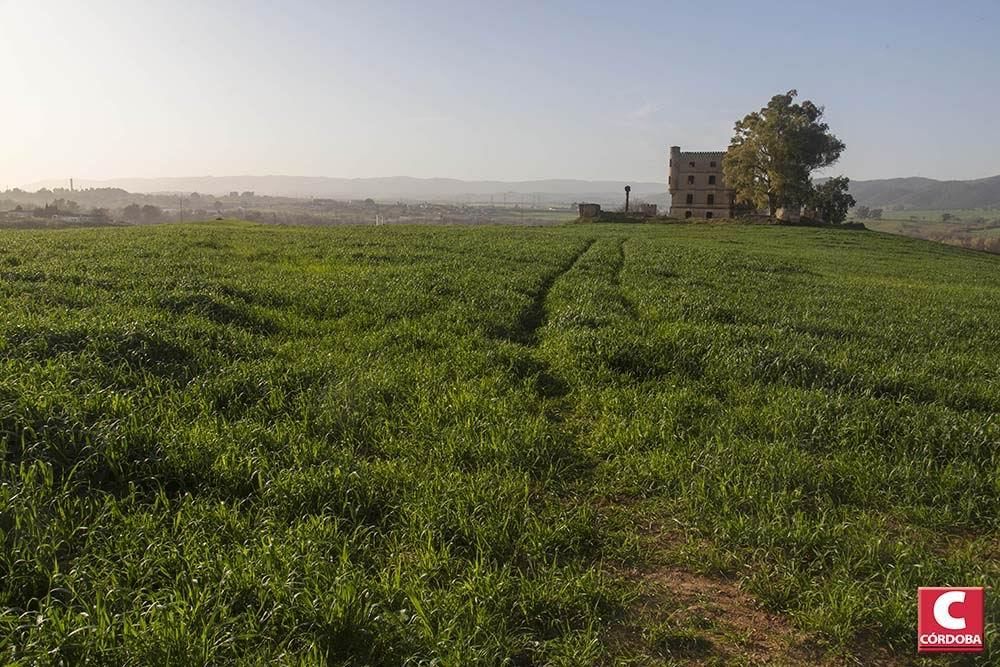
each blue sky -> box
[2,0,998,185]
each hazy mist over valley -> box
[18,173,1000,211]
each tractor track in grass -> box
[569,237,891,665]
[511,234,888,664]
[506,237,597,345]
[611,236,626,287]
[613,236,639,322]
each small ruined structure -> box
[668,146,735,219]
[578,203,601,218]
[639,203,658,217]
[776,205,801,223]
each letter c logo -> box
[933,590,966,630]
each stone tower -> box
[668,146,735,219]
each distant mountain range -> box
[844,176,1000,209]
[22,174,1000,210]
[23,176,665,206]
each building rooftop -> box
[672,150,727,157]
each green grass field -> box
[1,221,997,664]
[858,208,1000,255]
[865,217,1000,255]
[857,209,1000,223]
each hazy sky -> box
[3,0,999,187]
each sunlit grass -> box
[1,221,997,663]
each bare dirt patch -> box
[602,522,904,665]
[607,564,834,665]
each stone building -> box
[668,146,735,219]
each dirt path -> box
[604,529,905,665]
[608,563,835,665]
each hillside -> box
[1,222,997,663]
[24,172,1000,211]
[23,175,666,206]
[847,174,1000,209]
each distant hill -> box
[846,175,1000,209]
[23,175,665,206]
[22,173,1000,211]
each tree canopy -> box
[723,90,846,217]
[808,176,855,224]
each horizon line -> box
[12,171,1000,191]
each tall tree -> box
[723,90,845,217]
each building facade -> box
[668,146,735,219]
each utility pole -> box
[625,185,631,213]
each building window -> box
[706,211,713,219]
[710,161,717,168]
[707,194,715,205]
[687,175,695,185]
[689,161,695,168]
[685,211,692,219]
[708,175,716,185]
[686,194,693,204]
[668,176,671,184]
[669,159,672,167]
